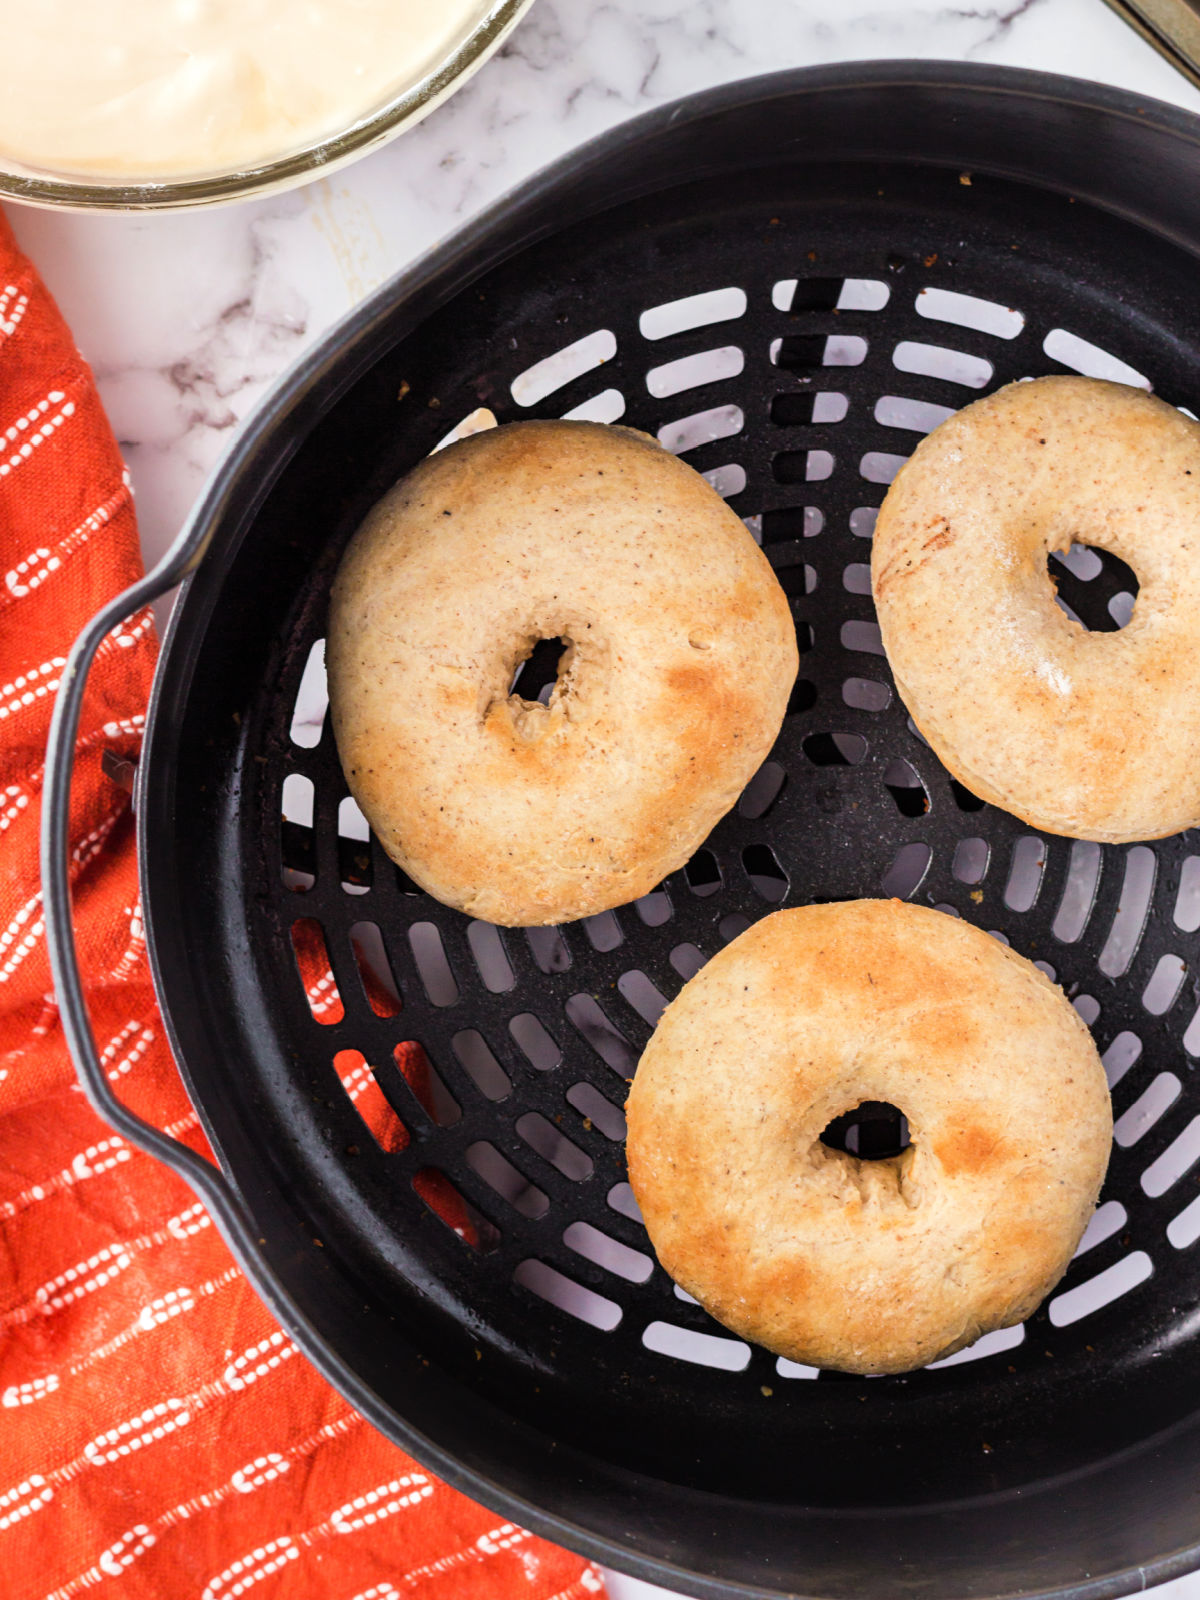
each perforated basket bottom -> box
[156,150,1200,1517]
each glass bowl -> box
[0,0,536,212]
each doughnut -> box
[625,900,1111,1375]
[872,375,1200,842]
[327,420,797,926]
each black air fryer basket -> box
[43,64,1200,1600]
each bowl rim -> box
[0,0,535,213]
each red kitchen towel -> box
[0,212,605,1600]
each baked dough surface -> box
[328,420,797,925]
[625,900,1111,1375]
[872,376,1200,841]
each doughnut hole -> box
[509,636,569,704]
[820,1100,911,1161]
[1047,543,1140,632]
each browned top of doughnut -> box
[872,375,1200,842]
[626,900,1111,1374]
[327,420,797,924]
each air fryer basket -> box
[43,64,1200,1600]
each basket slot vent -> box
[772,276,889,313]
[561,387,626,424]
[742,843,789,903]
[564,995,638,1076]
[407,923,459,1007]
[508,1013,561,1072]
[639,286,746,340]
[881,842,932,900]
[466,922,514,993]
[874,394,955,434]
[514,1260,621,1330]
[1173,856,1200,932]
[844,676,891,713]
[510,328,616,407]
[516,1113,592,1181]
[290,919,343,1025]
[916,287,1024,339]
[841,619,884,655]
[432,406,497,452]
[1073,994,1101,1025]
[335,1049,407,1153]
[719,913,752,944]
[1048,1252,1153,1327]
[1075,1200,1127,1256]
[647,346,743,399]
[288,638,327,749]
[282,772,314,827]
[1052,841,1102,943]
[1184,1004,1200,1058]
[1168,1192,1200,1250]
[349,921,401,1017]
[658,403,744,454]
[633,889,672,927]
[413,1168,499,1253]
[771,334,868,370]
[1099,847,1157,977]
[565,1082,627,1141]
[525,926,571,974]
[849,506,878,538]
[1051,543,1104,581]
[581,910,623,953]
[1109,591,1136,628]
[703,463,746,498]
[1042,327,1149,388]
[1114,1072,1181,1148]
[842,563,872,594]
[466,1142,547,1219]
[892,340,992,389]
[336,798,372,894]
[926,1323,1025,1369]
[775,1356,821,1379]
[1102,1031,1143,1088]
[606,1182,643,1225]
[883,759,927,817]
[669,943,707,981]
[952,837,989,885]
[860,451,908,485]
[1004,837,1047,913]
[564,1221,652,1283]
[787,678,818,716]
[617,970,668,1027]
[948,778,985,812]
[761,505,823,542]
[803,731,867,767]
[739,761,787,820]
[772,449,833,485]
[643,1321,750,1371]
[394,1042,461,1127]
[1142,1116,1200,1198]
[1143,954,1187,1016]
[281,774,315,891]
[451,1030,511,1102]
[684,849,722,897]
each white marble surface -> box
[5,0,1200,582]
[7,3,1200,1598]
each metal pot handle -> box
[40,539,292,1313]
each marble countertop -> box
[6,4,1200,1598]
[5,0,1200,582]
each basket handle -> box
[40,537,285,1298]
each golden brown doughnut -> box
[327,420,797,925]
[625,900,1111,1375]
[872,375,1200,842]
